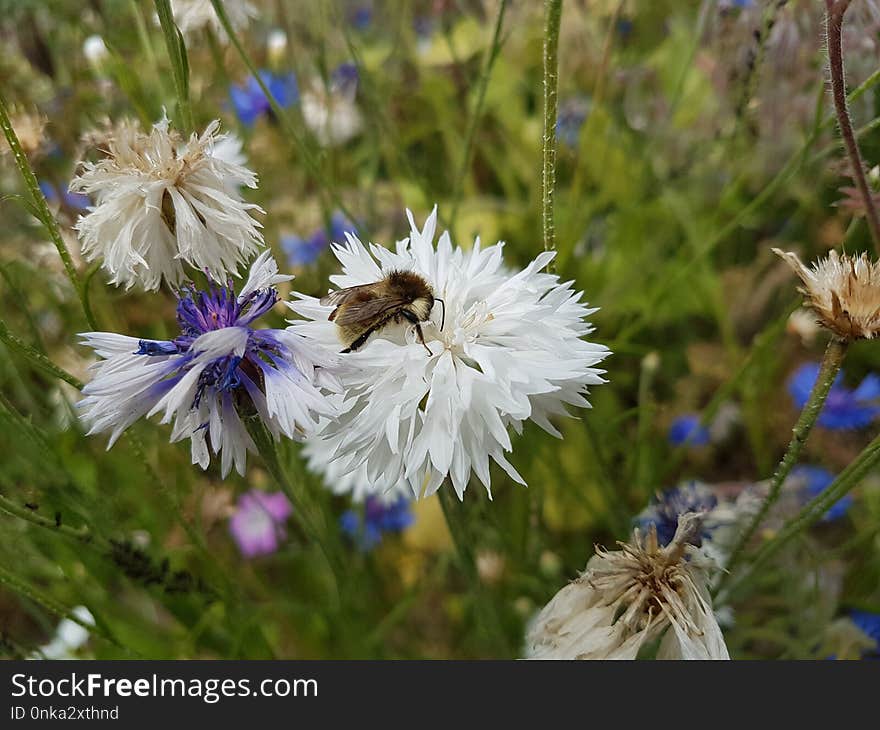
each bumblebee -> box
[320,270,444,353]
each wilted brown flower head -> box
[773,248,880,341]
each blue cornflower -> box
[78,252,337,477]
[668,414,711,447]
[39,180,90,211]
[634,481,718,547]
[788,362,880,430]
[849,610,880,657]
[349,4,372,30]
[788,465,852,521]
[331,62,359,96]
[229,70,299,126]
[340,495,414,551]
[281,212,354,268]
[556,97,591,149]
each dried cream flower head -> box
[773,248,880,341]
[525,513,729,660]
[170,0,256,40]
[3,109,47,159]
[71,116,264,290]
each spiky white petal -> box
[71,117,264,291]
[289,206,609,500]
[170,0,256,39]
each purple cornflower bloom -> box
[634,481,718,546]
[78,253,338,477]
[230,70,299,127]
[788,362,880,430]
[668,414,711,447]
[229,490,293,557]
[340,495,414,551]
[788,465,852,521]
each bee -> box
[320,270,445,354]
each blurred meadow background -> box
[1,0,880,659]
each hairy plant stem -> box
[0,317,83,388]
[541,0,563,270]
[0,562,127,651]
[448,0,509,228]
[0,492,95,545]
[718,337,848,591]
[0,93,97,330]
[825,0,880,253]
[726,429,880,598]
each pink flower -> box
[229,490,292,558]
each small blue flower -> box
[349,4,372,30]
[556,97,591,149]
[788,363,880,430]
[850,610,880,655]
[340,495,414,551]
[39,180,90,211]
[331,62,359,97]
[789,465,852,522]
[668,414,711,447]
[281,212,354,268]
[229,70,298,127]
[634,481,718,547]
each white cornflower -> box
[170,0,256,39]
[266,28,288,65]
[303,420,410,503]
[70,116,264,291]
[82,35,109,66]
[301,64,363,147]
[289,206,609,500]
[78,252,339,478]
[29,606,94,660]
[525,513,730,660]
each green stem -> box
[0,492,96,546]
[448,0,509,228]
[0,93,96,330]
[727,428,880,598]
[719,337,848,588]
[0,317,84,388]
[0,562,125,651]
[437,486,508,654]
[541,0,563,268]
[245,416,344,593]
[154,0,193,131]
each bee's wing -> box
[319,285,374,308]
[332,295,408,326]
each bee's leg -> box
[401,311,432,355]
[342,329,375,353]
